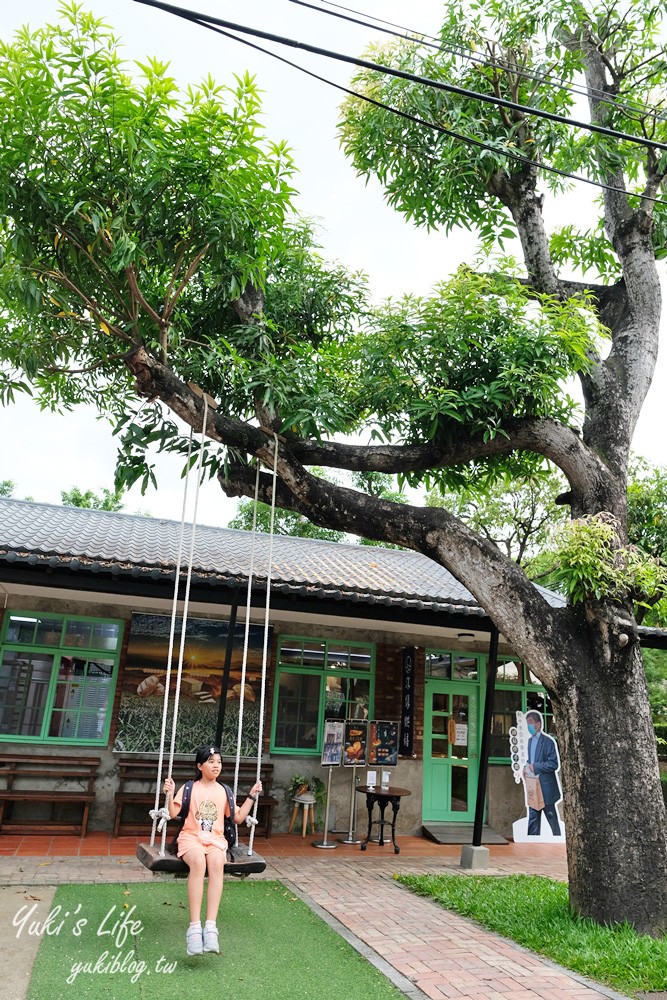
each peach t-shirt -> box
[176,780,229,857]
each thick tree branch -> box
[219,454,573,692]
[124,345,610,510]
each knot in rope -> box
[149,806,171,834]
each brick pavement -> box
[0,835,625,1000]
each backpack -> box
[168,779,237,857]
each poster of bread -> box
[343,720,368,766]
[368,720,399,767]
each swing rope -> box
[232,436,279,856]
[149,426,194,847]
[150,396,209,856]
[148,398,277,863]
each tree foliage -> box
[426,463,567,565]
[60,485,125,511]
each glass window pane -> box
[274,672,322,749]
[34,618,64,646]
[301,642,325,667]
[5,615,38,644]
[0,651,54,736]
[432,692,447,712]
[526,690,547,714]
[324,677,346,719]
[327,644,350,669]
[432,715,447,735]
[278,641,303,665]
[348,649,371,671]
[75,712,106,740]
[347,677,370,720]
[490,689,521,757]
[497,660,522,684]
[91,622,120,651]
[451,695,470,758]
[426,652,450,678]
[451,765,469,811]
[452,656,478,680]
[64,620,92,648]
[431,737,449,758]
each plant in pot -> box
[286,773,327,830]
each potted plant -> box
[287,773,312,799]
[286,773,327,830]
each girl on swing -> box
[163,745,263,956]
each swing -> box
[136,396,278,878]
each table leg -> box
[360,794,373,851]
[390,795,401,854]
[288,803,299,834]
[377,798,389,846]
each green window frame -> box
[270,636,375,755]
[488,656,555,762]
[0,611,123,746]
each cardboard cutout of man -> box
[523,710,562,836]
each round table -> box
[356,784,411,855]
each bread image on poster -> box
[343,720,368,766]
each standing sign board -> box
[343,720,368,766]
[321,720,344,766]
[368,721,399,767]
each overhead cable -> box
[133,0,667,156]
[134,0,667,209]
[288,0,667,125]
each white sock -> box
[205,920,216,930]
[189,921,201,930]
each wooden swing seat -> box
[136,840,267,877]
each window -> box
[488,657,555,760]
[425,650,480,681]
[0,612,123,745]
[271,637,374,754]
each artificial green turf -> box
[398,873,667,997]
[26,881,403,1000]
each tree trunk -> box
[550,610,667,936]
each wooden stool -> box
[288,794,316,837]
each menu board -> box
[368,720,399,767]
[343,720,368,766]
[321,719,344,766]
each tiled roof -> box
[0,497,565,618]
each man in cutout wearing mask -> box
[523,711,562,836]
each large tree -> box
[0,3,666,932]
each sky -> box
[0,0,665,526]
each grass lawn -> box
[26,881,403,1000]
[397,873,667,997]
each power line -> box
[289,0,667,125]
[137,1,667,209]
[134,0,667,156]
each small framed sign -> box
[321,719,344,766]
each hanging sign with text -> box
[400,647,415,756]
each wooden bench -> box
[113,756,277,839]
[0,753,100,836]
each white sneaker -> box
[186,925,203,956]
[203,925,219,953]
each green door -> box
[423,680,480,822]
